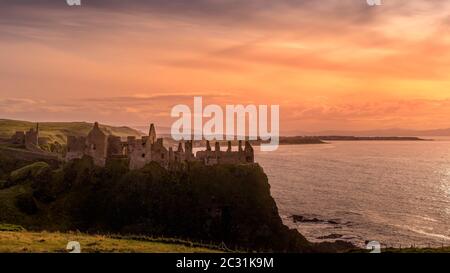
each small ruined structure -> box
[195,140,254,165]
[66,122,255,169]
[11,131,25,145]
[10,123,42,151]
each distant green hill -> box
[0,119,144,144]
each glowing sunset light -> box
[1,0,450,133]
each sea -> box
[254,139,450,248]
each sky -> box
[1,0,450,134]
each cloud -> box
[281,98,450,131]
[1,1,450,131]
[0,0,444,36]
[0,93,238,126]
[0,98,43,112]
[4,95,450,132]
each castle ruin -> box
[10,123,43,152]
[66,122,254,169]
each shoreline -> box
[251,136,431,146]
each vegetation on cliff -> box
[0,157,330,252]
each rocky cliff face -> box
[0,156,354,252]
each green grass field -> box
[0,119,144,144]
[382,247,450,253]
[0,229,223,253]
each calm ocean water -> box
[254,140,450,248]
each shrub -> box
[10,162,50,183]
[15,193,38,215]
[0,223,26,232]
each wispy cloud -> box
[1,1,450,130]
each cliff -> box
[0,157,354,252]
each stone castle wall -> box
[11,131,25,145]
[65,122,255,169]
[66,135,86,161]
[11,123,40,150]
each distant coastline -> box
[251,135,429,146]
[313,136,429,141]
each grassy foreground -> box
[0,230,223,253]
[382,247,450,253]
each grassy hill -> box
[0,119,144,144]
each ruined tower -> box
[215,142,220,153]
[149,123,156,145]
[184,140,194,161]
[24,123,39,150]
[244,141,254,163]
[227,141,232,152]
[86,122,108,166]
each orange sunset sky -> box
[1,0,450,134]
